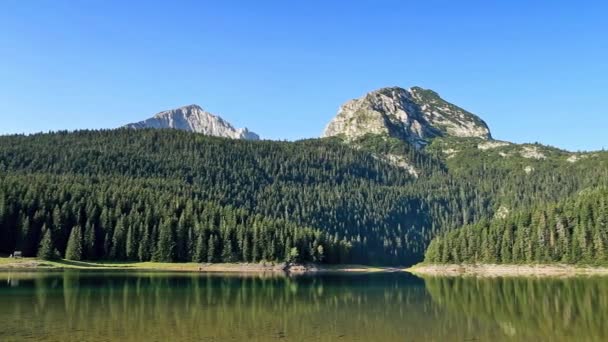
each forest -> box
[425,188,608,264]
[1,129,607,265]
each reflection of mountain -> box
[424,276,608,341]
[4,272,607,341]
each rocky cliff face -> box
[125,105,259,140]
[322,87,491,147]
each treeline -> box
[1,129,607,265]
[425,188,608,264]
[0,174,338,263]
[0,130,436,264]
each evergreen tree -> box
[38,227,57,260]
[125,225,137,260]
[207,234,217,263]
[110,218,126,260]
[193,232,206,262]
[138,226,151,261]
[84,222,97,260]
[154,219,176,262]
[65,225,84,261]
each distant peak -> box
[181,104,203,110]
[151,104,202,118]
[323,86,491,146]
[125,105,260,140]
[408,86,430,92]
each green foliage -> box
[425,188,608,265]
[286,247,300,263]
[38,227,57,260]
[154,219,176,262]
[65,225,84,261]
[0,129,607,265]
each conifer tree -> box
[125,224,137,260]
[207,234,217,263]
[65,225,84,261]
[138,226,151,261]
[84,222,96,260]
[111,218,126,260]
[38,227,57,260]
[154,219,176,262]
[193,233,206,263]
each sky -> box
[0,1,606,151]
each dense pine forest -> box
[425,188,608,265]
[1,129,607,265]
[2,174,337,264]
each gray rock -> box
[322,86,491,147]
[125,105,259,140]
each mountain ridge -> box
[125,104,260,140]
[322,86,492,148]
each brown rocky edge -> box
[0,258,400,274]
[407,263,608,277]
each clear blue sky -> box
[1,1,606,151]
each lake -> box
[1,271,607,341]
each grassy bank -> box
[407,263,608,277]
[0,257,396,274]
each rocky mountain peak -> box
[125,105,260,140]
[322,86,491,147]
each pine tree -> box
[84,222,96,260]
[241,234,251,262]
[176,214,189,262]
[193,233,206,262]
[500,223,513,263]
[556,216,570,263]
[125,224,137,260]
[111,218,126,260]
[154,219,175,262]
[65,225,84,261]
[38,227,57,260]
[221,231,235,262]
[593,221,606,262]
[138,226,151,261]
[18,216,34,257]
[207,234,217,263]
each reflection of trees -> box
[8,272,606,341]
[425,276,608,341]
[0,272,443,341]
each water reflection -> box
[1,272,607,341]
[424,276,608,341]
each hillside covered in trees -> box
[1,129,607,265]
[425,188,608,265]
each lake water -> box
[1,271,607,341]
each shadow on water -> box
[1,271,607,341]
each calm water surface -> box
[1,271,607,341]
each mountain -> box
[125,104,260,140]
[322,87,491,147]
[1,127,606,266]
[1,86,607,267]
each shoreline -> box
[0,258,397,274]
[407,263,608,277]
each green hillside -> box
[424,187,608,265]
[1,129,607,265]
